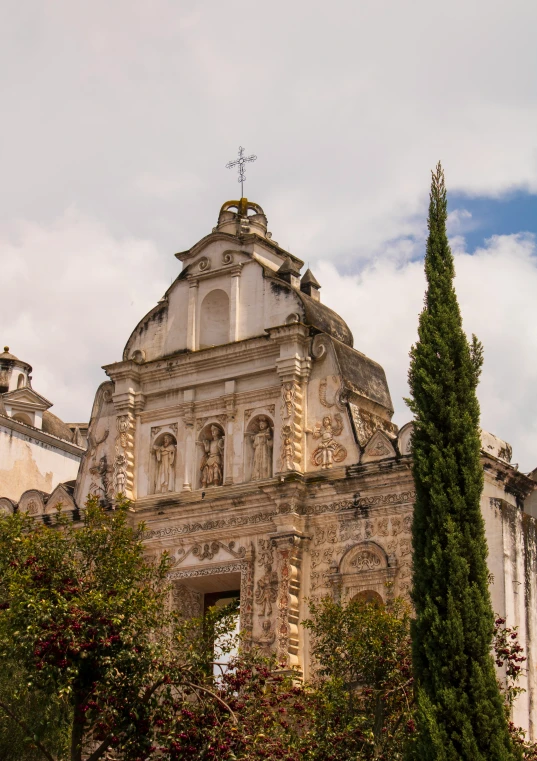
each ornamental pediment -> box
[2,387,53,410]
[361,429,396,463]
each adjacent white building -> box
[0,347,85,505]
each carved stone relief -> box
[280,381,303,472]
[311,414,347,469]
[27,499,38,515]
[362,430,396,463]
[172,583,203,619]
[173,540,246,565]
[319,375,345,411]
[89,454,114,502]
[144,509,278,539]
[306,511,413,599]
[113,413,135,498]
[257,538,274,568]
[253,619,276,656]
[255,564,279,616]
[350,550,382,571]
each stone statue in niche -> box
[153,433,177,493]
[311,413,347,469]
[249,416,273,480]
[199,424,225,487]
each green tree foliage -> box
[0,497,237,761]
[406,162,518,760]
[302,595,415,760]
[146,595,416,761]
[0,658,70,760]
[2,491,534,760]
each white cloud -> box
[0,1,536,473]
[0,209,171,423]
[318,233,537,471]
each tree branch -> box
[85,734,113,761]
[0,700,56,761]
[182,681,238,724]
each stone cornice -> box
[107,336,280,387]
[0,414,85,456]
[138,386,281,425]
[482,452,535,501]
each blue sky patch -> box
[449,191,537,253]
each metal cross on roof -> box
[226,146,257,198]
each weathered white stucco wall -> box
[0,421,82,501]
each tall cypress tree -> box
[407,163,518,760]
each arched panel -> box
[199,289,230,349]
[351,589,384,606]
[12,412,32,426]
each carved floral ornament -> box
[350,550,382,572]
[170,540,246,566]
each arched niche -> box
[199,289,230,349]
[150,430,178,495]
[19,490,46,517]
[397,421,414,456]
[338,541,396,604]
[12,412,32,426]
[351,589,384,607]
[197,422,225,489]
[17,373,26,389]
[0,498,15,516]
[244,414,274,482]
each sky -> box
[1,0,537,470]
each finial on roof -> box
[300,268,321,301]
[301,269,320,287]
[225,146,257,198]
[277,257,301,288]
[4,347,8,352]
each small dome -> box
[216,199,269,237]
[0,347,32,372]
[42,411,77,443]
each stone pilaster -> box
[272,323,312,475]
[270,522,309,672]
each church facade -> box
[10,199,537,735]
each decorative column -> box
[187,279,198,352]
[229,265,242,343]
[272,324,311,475]
[224,380,237,486]
[270,530,309,672]
[182,390,195,491]
[113,388,138,501]
[280,380,304,472]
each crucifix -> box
[226,146,257,198]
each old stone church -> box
[2,198,537,735]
